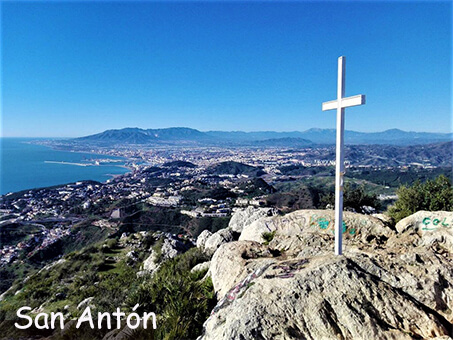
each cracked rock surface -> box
[199,210,452,340]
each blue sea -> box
[0,138,130,195]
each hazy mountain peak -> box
[74,127,452,146]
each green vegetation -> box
[205,187,237,201]
[162,160,197,168]
[0,223,110,294]
[238,178,276,198]
[273,174,396,212]
[119,206,189,235]
[0,261,36,297]
[320,183,380,213]
[278,165,335,177]
[151,238,164,262]
[262,231,276,245]
[207,161,265,177]
[0,239,133,319]
[0,223,42,247]
[387,175,453,223]
[187,216,231,238]
[0,231,215,340]
[346,166,453,188]
[127,248,215,340]
[0,236,138,339]
[274,166,453,214]
[266,186,319,212]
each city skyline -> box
[2,1,452,137]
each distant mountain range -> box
[74,127,452,146]
[302,142,453,167]
[76,127,212,144]
[206,128,453,145]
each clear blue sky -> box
[2,1,452,137]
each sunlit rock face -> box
[228,207,277,234]
[199,210,452,340]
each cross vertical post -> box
[335,56,345,256]
[322,56,366,256]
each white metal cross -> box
[322,56,366,255]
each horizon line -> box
[2,126,453,139]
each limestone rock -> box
[191,261,211,274]
[209,241,274,298]
[77,296,94,310]
[396,210,451,238]
[396,211,452,233]
[239,209,394,245]
[393,211,452,253]
[201,254,451,340]
[37,258,66,275]
[0,286,13,301]
[141,249,160,274]
[161,237,190,260]
[126,250,138,262]
[372,213,392,224]
[139,237,190,277]
[196,230,213,250]
[204,228,235,256]
[229,207,277,233]
[200,209,453,340]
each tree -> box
[320,183,380,213]
[387,175,453,223]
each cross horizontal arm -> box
[322,94,366,111]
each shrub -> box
[262,231,276,245]
[191,217,231,237]
[151,238,164,262]
[266,187,316,212]
[387,175,453,223]
[320,183,380,213]
[127,248,214,339]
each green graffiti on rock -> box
[422,216,451,231]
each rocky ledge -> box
[197,208,453,340]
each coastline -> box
[31,138,135,174]
[1,138,133,196]
[44,161,92,167]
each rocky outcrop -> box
[228,207,277,233]
[204,229,235,256]
[141,249,160,274]
[395,211,452,233]
[239,209,393,245]
[196,207,279,256]
[138,236,191,277]
[394,211,452,251]
[202,253,451,340]
[196,230,212,250]
[126,250,138,262]
[191,261,211,274]
[200,210,453,340]
[77,296,94,310]
[210,241,274,297]
[161,237,191,260]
